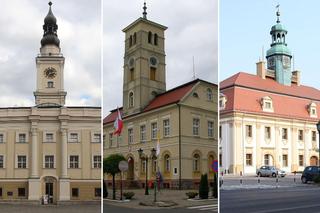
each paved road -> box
[221,175,320,213]
[0,203,100,213]
[104,203,218,213]
[221,187,320,213]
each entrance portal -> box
[127,157,134,180]
[42,176,57,204]
[45,182,54,204]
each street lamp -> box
[150,148,158,202]
[316,121,320,166]
[138,148,149,195]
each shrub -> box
[186,192,198,199]
[199,173,209,199]
[313,175,320,183]
[123,192,135,199]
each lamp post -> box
[316,121,320,166]
[150,148,157,202]
[138,148,149,195]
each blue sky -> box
[220,0,320,89]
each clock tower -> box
[122,2,168,116]
[34,2,66,106]
[266,6,292,86]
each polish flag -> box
[113,108,123,136]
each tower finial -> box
[276,4,280,23]
[49,1,52,7]
[143,1,147,19]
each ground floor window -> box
[299,155,304,166]
[72,188,79,197]
[246,154,252,166]
[95,188,101,197]
[18,188,25,197]
[282,155,288,167]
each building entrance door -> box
[45,182,54,204]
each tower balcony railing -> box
[37,53,63,57]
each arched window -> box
[133,33,137,45]
[47,81,54,88]
[207,88,213,101]
[193,153,200,172]
[208,155,214,172]
[164,154,170,172]
[129,35,133,47]
[148,31,152,44]
[154,33,158,45]
[129,92,134,108]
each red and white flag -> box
[113,108,123,136]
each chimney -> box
[292,70,301,86]
[256,60,266,79]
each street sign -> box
[212,160,218,172]
[118,160,128,172]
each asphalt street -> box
[221,174,320,213]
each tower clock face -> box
[44,67,57,79]
[150,57,157,66]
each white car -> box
[256,166,286,177]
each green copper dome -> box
[271,23,287,33]
[266,43,291,57]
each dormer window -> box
[308,102,317,118]
[219,93,227,110]
[261,96,274,112]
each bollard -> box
[276,172,279,188]
[294,171,296,183]
[220,171,224,187]
[257,173,261,189]
[240,171,243,185]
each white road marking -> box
[253,203,320,213]
[187,204,218,209]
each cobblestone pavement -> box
[0,203,101,213]
[104,189,216,210]
[220,173,313,190]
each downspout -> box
[178,103,182,190]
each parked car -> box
[301,166,320,183]
[256,166,286,177]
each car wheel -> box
[257,172,261,177]
[301,177,307,184]
[272,173,276,177]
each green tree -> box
[103,154,126,200]
[199,173,209,199]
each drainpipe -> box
[178,104,182,190]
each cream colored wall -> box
[220,112,320,174]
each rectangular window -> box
[93,134,101,143]
[45,133,54,142]
[72,188,79,197]
[95,188,101,197]
[0,134,3,143]
[312,131,317,142]
[140,125,146,142]
[69,133,79,142]
[18,133,26,143]
[17,155,27,168]
[265,126,271,139]
[163,119,170,137]
[219,125,222,139]
[298,130,303,141]
[128,128,133,144]
[150,67,156,81]
[265,101,272,109]
[45,155,54,169]
[208,121,214,138]
[93,155,101,168]
[282,128,288,140]
[245,125,252,138]
[246,154,252,166]
[282,155,288,167]
[0,155,3,168]
[103,134,106,148]
[151,123,158,139]
[193,118,200,136]
[18,188,26,197]
[69,155,79,169]
[299,155,304,166]
[0,188,2,197]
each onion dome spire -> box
[143,1,147,19]
[41,1,60,47]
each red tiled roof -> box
[103,79,213,124]
[220,72,320,121]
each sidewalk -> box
[104,189,216,209]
